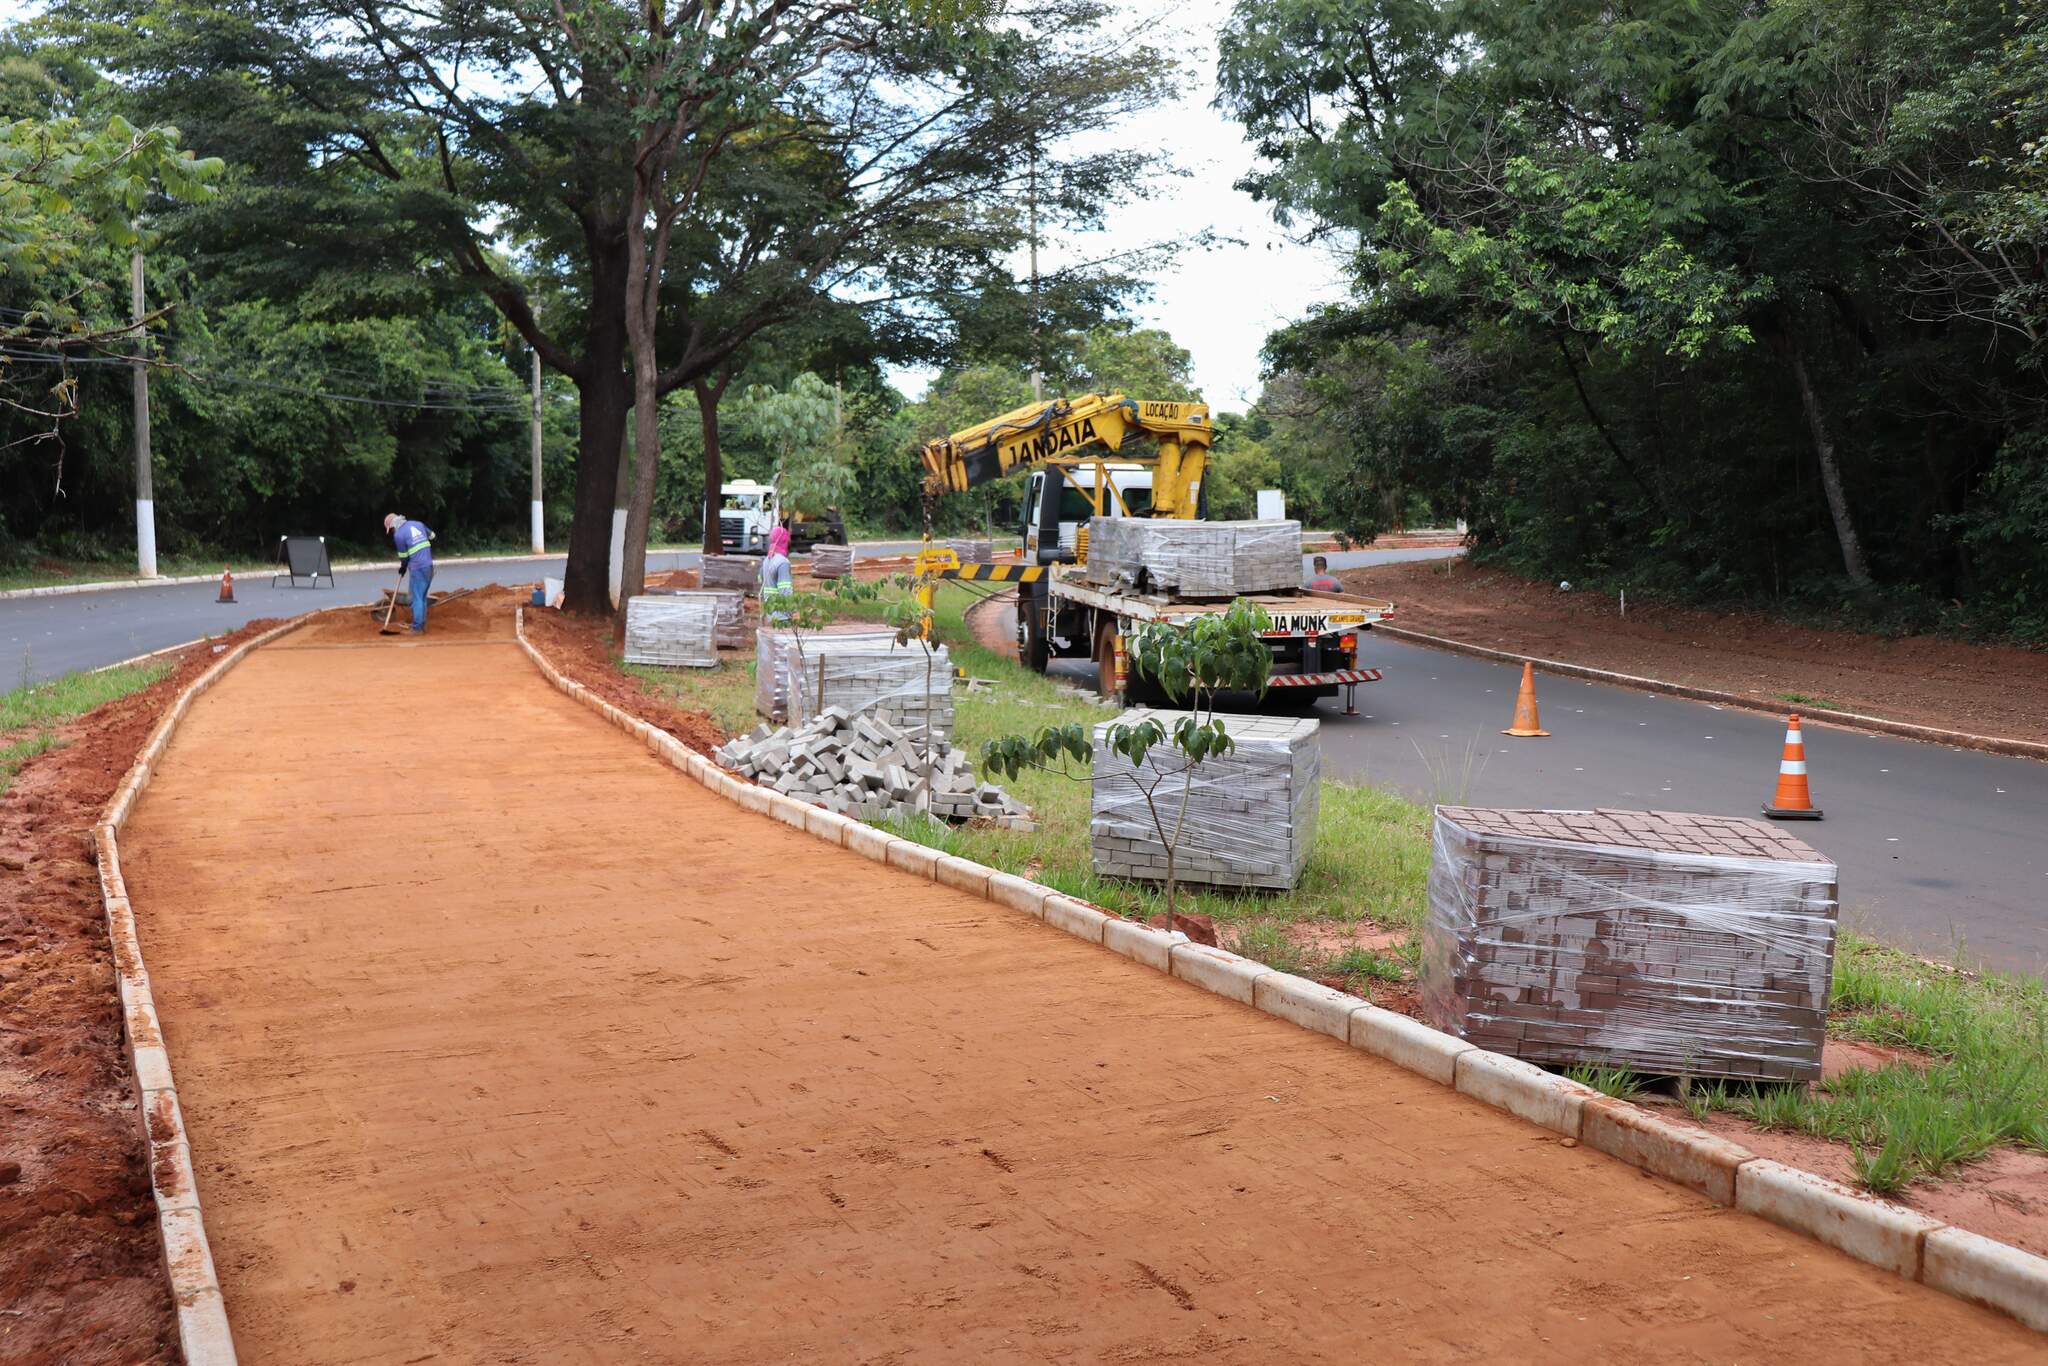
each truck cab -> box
[719,479,847,555]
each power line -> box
[0,345,553,414]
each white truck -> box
[717,479,847,555]
[1013,466,1394,708]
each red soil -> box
[0,618,283,1365]
[521,605,726,753]
[1344,559,2048,745]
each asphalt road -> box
[14,541,2043,974]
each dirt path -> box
[1344,560,2048,745]
[113,603,2038,1363]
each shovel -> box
[379,581,407,635]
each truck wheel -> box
[1020,592,1050,673]
[1094,618,1120,700]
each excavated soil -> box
[0,618,286,1365]
[1344,560,2048,745]
[101,602,2043,1361]
[522,605,726,753]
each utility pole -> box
[529,350,545,553]
[609,406,632,609]
[1028,142,1043,403]
[131,247,157,578]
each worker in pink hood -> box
[761,524,794,622]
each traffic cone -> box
[216,568,236,604]
[1501,662,1549,737]
[1762,714,1823,820]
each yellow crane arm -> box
[918,392,1211,518]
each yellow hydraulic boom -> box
[918,393,1211,517]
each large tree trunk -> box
[560,233,632,615]
[1784,340,1873,586]
[697,372,732,554]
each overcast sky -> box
[2,0,1345,409]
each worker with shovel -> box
[384,513,436,634]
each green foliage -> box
[1563,1062,1649,1103]
[1219,0,2048,639]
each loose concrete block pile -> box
[714,708,1033,827]
[789,644,954,743]
[1090,708,1320,890]
[945,538,993,564]
[649,588,746,648]
[1421,807,1839,1082]
[1083,518,1302,598]
[621,595,718,668]
[754,627,897,721]
[810,543,854,578]
[700,554,759,595]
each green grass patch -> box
[621,659,761,737]
[1565,1061,1650,1102]
[1776,691,1839,710]
[0,658,169,794]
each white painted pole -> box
[608,407,631,609]
[131,248,157,578]
[529,350,545,553]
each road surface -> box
[113,602,2036,1363]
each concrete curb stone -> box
[510,606,2048,1338]
[1101,917,1184,970]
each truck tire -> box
[1094,617,1120,700]
[1020,588,1050,673]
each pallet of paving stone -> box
[621,595,719,668]
[648,588,747,649]
[1089,708,1319,890]
[945,538,992,564]
[700,554,760,595]
[753,625,899,721]
[1420,806,1839,1082]
[1082,518,1303,598]
[810,544,854,578]
[788,642,954,743]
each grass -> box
[598,582,2048,1196]
[0,659,170,794]
[1777,691,1840,710]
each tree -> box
[983,599,1273,929]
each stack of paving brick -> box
[787,643,954,743]
[649,588,746,648]
[945,538,993,564]
[1090,708,1320,890]
[809,544,854,578]
[714,707,1033,827]
[700,554,759,595]
[620,595,718,668]
[1082,518,1302,598]
[753,626,896,721]
[1421,807,1839,1082]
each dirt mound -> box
[1344,559,2048,745]
[521,608,726,753]
[290,584,524,646]
[0,621,286,1364]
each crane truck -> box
[916,393,1393,708]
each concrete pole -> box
[131,248,157,578]
[609,405,632,609]
[529,351,545,553]
[1028,145,1043,404]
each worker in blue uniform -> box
[383,512,436,633]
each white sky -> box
[0,0,1342,410]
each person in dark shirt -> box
[1305,554,1340,592]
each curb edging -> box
[1373,623,2048,762]
[511,607,2048,1337]
[91,615,342,1363]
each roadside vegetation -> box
[0,659,168,794]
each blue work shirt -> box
[393,519,435,573]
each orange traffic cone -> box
[1763,714,1823,820]
[216,568,236,604]
[1501,662,1549,737]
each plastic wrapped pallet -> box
[945,538,993,564]
[1083,518,1302,597]
[753,626,898,721]
[1421,807,1839,1082]
[649,588,746,649]
[700,554,759,595]
[787,642,953,743]
[810,544,854,578]
[621,595,719,668]
[1090,708,1319,890]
